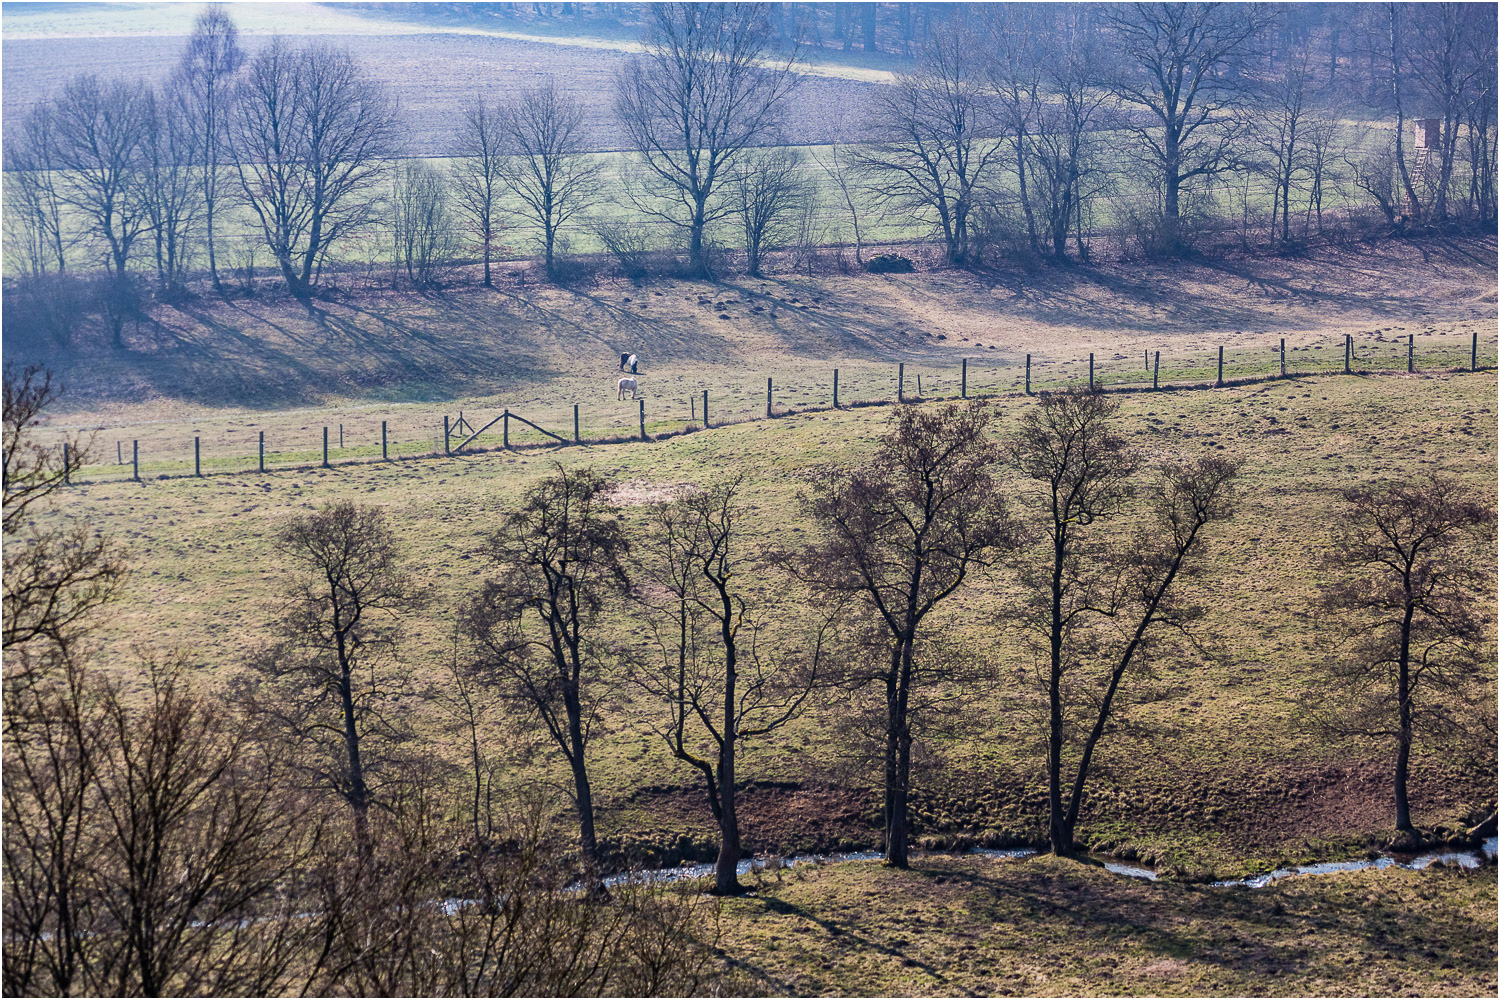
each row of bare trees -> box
[0,365,723,997]
[3,361,1494,989]
[7,2,1495,327]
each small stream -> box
[599,837,1499,890]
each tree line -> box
[5,360,1493,993]
[5,2,1497,346]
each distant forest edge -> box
[4,2,1496,351]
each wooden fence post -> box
[898,363,904,401]
[767,376,773,418]
[1089,353,1095,392]
[133,440,139,482]
[1345,333,1351,374]
[382,421,388,460]
[703,390,709,428]
[194,437,201,477]
[503,410,510,449]
[917,374,923,396]
[1408,333,1414,373]
[443,416,450,456]
[1280,338,1286,377]
[63,443,70,485]
[259,431,264,472]
[639,398,647,441]
[574,404,580,443]
[1153,351,1160,389]
[961,358,967,398]
[1025,354,1031,394]
[833,369,840,408]
[1472,329,1479,371]
[323,427,329,468]
[339,423,343,448]
[1144,349,1149,374]
[117,441,122,465]
[1217,345,1224,387]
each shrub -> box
[865,254,915,274]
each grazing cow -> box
[617,376,639,400]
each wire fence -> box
[64,329,1496,485]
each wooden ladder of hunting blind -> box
[446,410,569,454]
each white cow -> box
[617,376,639,400]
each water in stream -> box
[603,837,1498,890]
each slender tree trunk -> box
[883,651,901,864]
[1047,530,1068,854]
[338,658,371,856]
[1394,599,1415,832]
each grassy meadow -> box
[28,235,1498,884]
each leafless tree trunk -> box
[1316,477,1493,835]
[229,39,399,300]
[499,81,599,282]
[787,401,1016,868]
[176,3,244,293]
[614,2,800,277]
[633,477,827,893]
[462,464,629,870]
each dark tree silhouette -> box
[789,400,1016,867]
[1317,476,1493,835]
[463,464,629,868]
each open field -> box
[2,27,882,156]
[25,235,1497,882]
[17,237,1497,474]
[712,853,1498,996]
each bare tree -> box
[788,401,1015,867]
[1461,14,1497,222]
[633,477,828,894]
[3,106,71,279]
[176,3,244,292]
[1317,477,1493,835]
[811,134,870,266]
[462,465,629,868]
[982,4,1045,254]
[727,144,806,277]
[391,160,455,288]
[614,2,800,276]
[247,502,421,855]
[860,17,1004,267]
[1255,46,1316,245]
[499,81,599,281]
[140,86,203,298]
[50,74,153,347]
[1103,2,1265,252]
[1018,7,1113,261]
[2,366,125,655]
[229,39,399,300]
[1005,391,1241,854]
[452,99,506,288]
